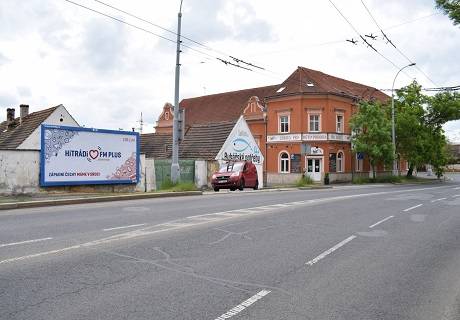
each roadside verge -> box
[0,191,202,211]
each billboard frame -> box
[40,124,140,187]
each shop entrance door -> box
[306,158,322,182]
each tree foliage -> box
[350,101,393,179]
[436,0,460,26]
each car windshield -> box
[218,162,244,173]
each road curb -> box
[0,191,203,211]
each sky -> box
[0,0,459,141]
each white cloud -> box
[0,0,458,139]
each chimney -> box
[20,104,29,122]
[6,108,15,124]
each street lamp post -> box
[391,62,416,176]
[171,0,184,183]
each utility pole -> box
[171,0,183,183]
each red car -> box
[211,161,259,192]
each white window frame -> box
[279,151,290,173]
[279,114,290,133]
[337,151,344,173]
[336,113,344,133]
[308,113,321,132]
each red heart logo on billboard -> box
[89,150,99,159]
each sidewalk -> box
[0,191,202,210]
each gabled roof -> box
[0,106,58,149]
[179,121,236,160]
[273,67,389,102]
[140,133,172,158]
[180,85,278,126]
[140,121,236,160]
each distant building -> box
[0,104,79,150]
[449,144,460,163]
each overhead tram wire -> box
[62,0,255,72]
[90,0,264,70]
[360,0,439,87]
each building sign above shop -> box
[267,134,302,143]
[302,133,328,141]
[40,125,139,186]
[310,147,324,155]
[328,133,351,142]
[216,116,264,165]
[268,133,351,143]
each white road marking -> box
[452,194,460,198]
[306,235,357,266]
[453,187,460,190]
[369,216,394,229]
[0,237,53,248]
[103,223,146,231]
[0,185,450,266]
[430,197,447,203]
[214,290,271,320]
[403,204,423,212]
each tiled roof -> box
[180,85,278,126]
[0,106,58,149]
[273,67,389,102]
[179,121,236,160]
[140,121,235,160]
[140,133,172,159]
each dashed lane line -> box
[369,216,394,229]
[103,223,146,231]
[213,290,271,320]
[403,204,423,212]
[430,197,447,203]
[0,237,53,248]
[306,235,357,266]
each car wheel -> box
[253,180,259,190]
[238,179,244,191]
[214,187,219,192]
[230,187,236,191]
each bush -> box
[296,175,314,187]
[352,177,370,184]
[352,175,403,184]
[159,180,197,192]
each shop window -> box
[336,114,343,133]
[309,114,320,132]
[280,152,290,173]
[329,153,337,172]
[279,115,289,133]
[337,152,344,172]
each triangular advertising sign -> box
[215,116,264,165]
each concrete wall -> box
[329,173,352,183]
[0,150,40,194]
[267,173,302,186]
[0,150,155,194]
[195,160,207,189]
[18,105,79,150]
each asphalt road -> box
[1,180,460,319]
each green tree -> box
[350,101,393,179]
[394,82,428,176]
[436,0,460,26]
[395,81,460,177]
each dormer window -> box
[165,112,169,120]
[276,86,286,93]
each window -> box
[165,111,169,120]
[337,152,344,172]
[329,153,336,172]
[280,152,290,173]
[279,115,289,133]
[309,114,320,132]
[336,114,343,133]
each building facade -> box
[153,66,406,185]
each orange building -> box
[154,67,406,185]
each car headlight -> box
[212,174,217,180]
[230,171,240,177]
